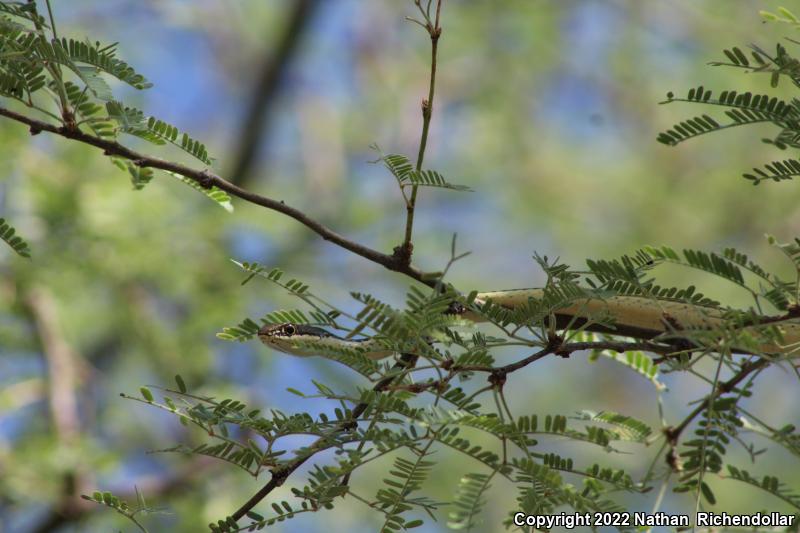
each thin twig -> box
[397,0,443,264]
[454,338,664,375]
[693,349,727,517]
[664,357,769,444]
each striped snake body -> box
[258,289,800,358]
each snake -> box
[258,289,800,359]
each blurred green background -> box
[1,1,799,531]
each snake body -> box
[258,290,800,358]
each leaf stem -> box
[45,0,58,38]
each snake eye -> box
[283,324,296,336]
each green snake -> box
[258,289,800,359]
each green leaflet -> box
[447,472,491,530]
[164,171,232,212]
[726,465,800,510]
[216,317,260,342]
[660,43,800,187]
[110,157,154,190]
[377,455,439,533]
[744,158,800,184]
[51,37,151,90]
[0,217,30,257]
[645,245,746,287]
[371,145,472,192]
[590,344,665,391]
[231,261,309,293]
[106,102,214,165]
[760,7,800,28]
[80,488,156,533]
[0,2,45,24]
[575,410,653,443]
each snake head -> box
[257,323,394,360]
[257,323,339,357]
[445,301,467,315]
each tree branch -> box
[0,105,435,288]
[451,338,676,375]
[25,287,82,442]
[23,286,90,533]
[385,338,689,398]
[227,0,320,187]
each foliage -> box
[0,0,218,256]
[80,488,160,533]
[658,22,800,191]
[371,145,472,193]
[137,243,800,530]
